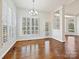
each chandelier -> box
[29,0,38,16]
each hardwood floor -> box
[3,36,79,59]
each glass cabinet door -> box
[66,17,76,34]
[45,22,49,36]
[22,17,39,35]
[22,17,26,34]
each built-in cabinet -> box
[2,0,16,44]
[22,17,39,35]
[0,0,2,47]
[65,16,77,34]
[0,0,16,58]
[53,15,60,30]
[45,22,50,36]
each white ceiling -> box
[65,0,79,15]
[13,0,75,13]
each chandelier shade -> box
[29,0,38,16]
[29,9,38,16]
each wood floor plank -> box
[3,37,79,59]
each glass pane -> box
[53,16,60,29]
[36,19,38,26]
[68,23,74,32]
[27,27,30,30]
[32,18,34,26]
[35,27,38,30]
[27,18,30,26]
[3,25,8,43]
[27,31,30,34]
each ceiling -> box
[65,0,79,15]
[13,0,75,13]
[13,0,79,15]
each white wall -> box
[16,8,51,40]
[77,16,79,35]
[51,7,65,42]
[0,0,2,48]
[0,0,16,59]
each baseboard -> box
[50,36,65,42]
[17,36,51,41]
[0,41,16,59]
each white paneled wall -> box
[0,0,16,59]
[77,16,79,35]
[0,0,2,48]
[51,7,65,42]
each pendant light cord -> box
[29,0,38,16]
[33,0,35,9]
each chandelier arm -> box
[29,0,38,16]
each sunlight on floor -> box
[65,36,77,58]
